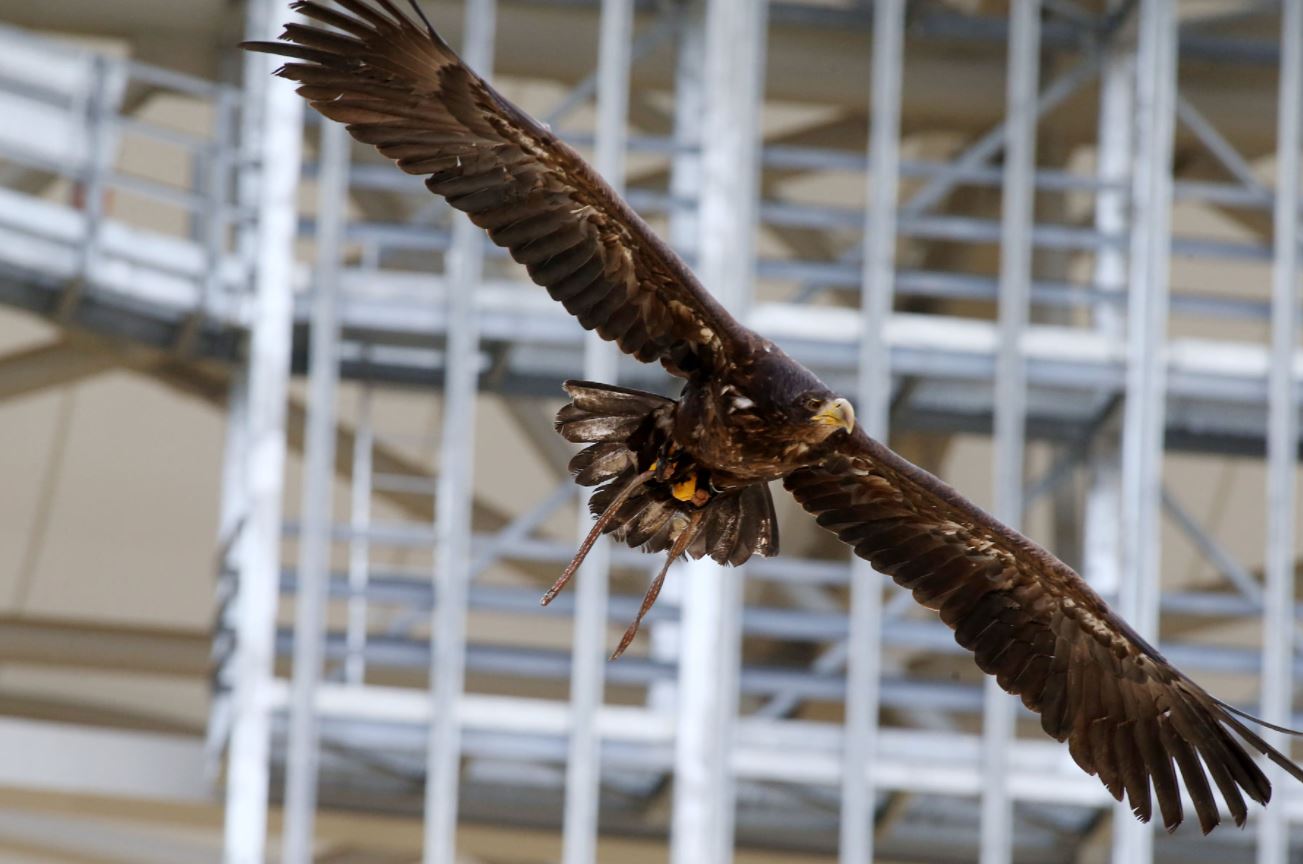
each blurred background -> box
[0,0,1300,862]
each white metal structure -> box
[0,1,1301,863]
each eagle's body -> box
[672,340,850,483]
[247,0,1303,835]
[556,337,851,595]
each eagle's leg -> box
[609,507,706,660]
[539,467,655,607]
[547,380,777,657]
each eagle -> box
[246,0,1303,835]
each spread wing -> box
[244,0,753,379]
[785,429,1303,833]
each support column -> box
[424,4,495,863]
[648,0,706,717]
[1083,0,1133,602]
[281,118,350,864]
[345,380,373,686]
[561,1,632,861]
[982,4,1040,863]
[1257,2,1302,862]
[671,1,766,862]
[841,1,904,861]
[223,2,303,862]
[1114,2,1177,861]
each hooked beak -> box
[813,397,856,433]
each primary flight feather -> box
[245,0,1303,834]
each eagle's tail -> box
[543,379,777,657]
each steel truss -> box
[0,1,1300,863]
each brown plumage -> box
[785,438,1303,832]
[245,0,1303,831]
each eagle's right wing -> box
[785,428,1303,833]
[245,0,754,379]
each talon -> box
[610,508,706,660]
[671,472,697,502]
[542,468,655,607]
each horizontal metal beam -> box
[265,682,1303,818]
[260,576,1303,685]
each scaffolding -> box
[0,0,1301,862]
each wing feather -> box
[245,0,753,378]
[785,429,1303,833]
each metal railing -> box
[0,3,1300,863]
[0,22,248,336]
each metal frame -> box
[424,6,497,863]
[1115,3,1178,860]
[280,117,349,864]
[0,0,1301,861]
[840,0,904,860]
[223,2,304,862]
[671,2,765,861]
[562,1,630,861]
[1259,3,1303,863]
[982,3,1041,862]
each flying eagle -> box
[246,0,1303,834]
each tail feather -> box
[569,441,635,487]
[555,381,671,444]
[558,380,777,566]
[559,380,671,420]
[684,486,774,565]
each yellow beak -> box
[813,397,856,433]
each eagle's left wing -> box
[245,0,754,379]
[785,428,1303,833]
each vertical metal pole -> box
[667,2,704,264]
[671,1,765,862]
[1083,0,1132,602]
[235,1,269,277]
[1091,1,1132,344]
[346,382,374,686]
[982,5,1040,864]
[841,1,903,861]
[208,355,251,776]
[561,1,632,861]
[281,118,350,864]
[209,12,260,784]
[78,55,113,285]
[1114,2,1176,861]
[224,2,304,862]
[424,4,495,863]
[1257,2,1301,862]
[219,371,251,573]
[202,89,236,323]
[649,0,706,718]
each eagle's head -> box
[801,391,857,440]
[725,343,856,454]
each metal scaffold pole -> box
[841,0,903,860]
[1257,1,1302,862]
[281,117,350,864]
[224,1,304,862]
[671,0,766,862]
[1083,0,1132,603]
[561,0,632,860]
[1114,1,1177,861]
[648,0,706,718]
[424,2,496,863]
[345,381,374,687]
[981,3,1040,863]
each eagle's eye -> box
[803,394,823,413]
